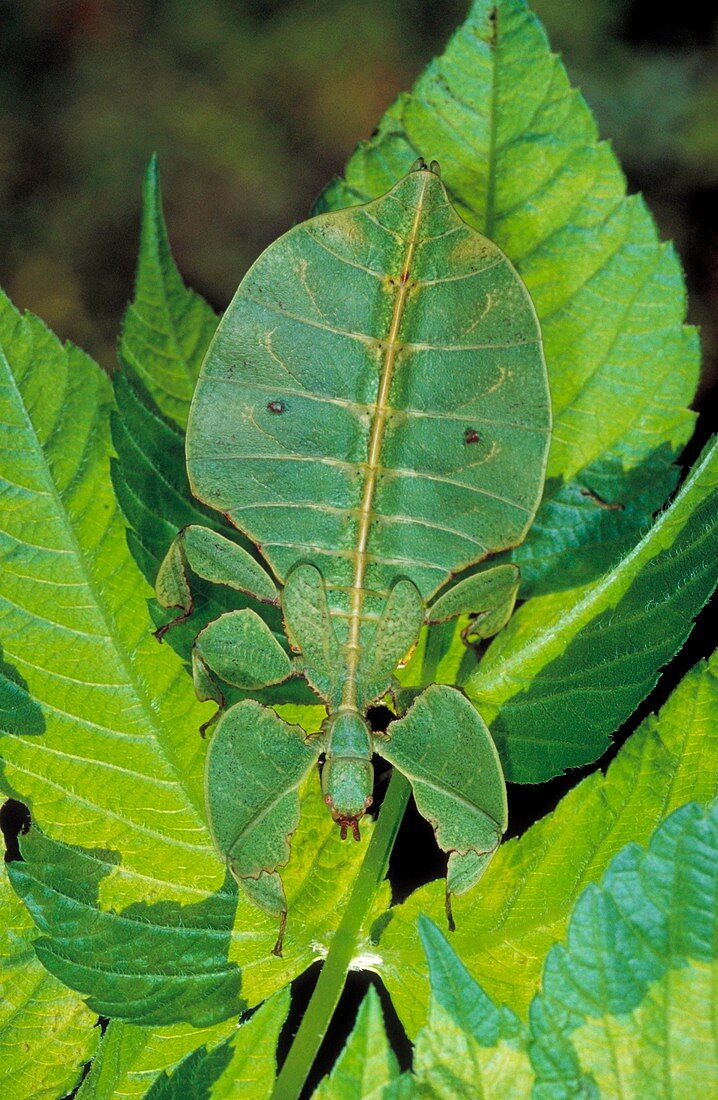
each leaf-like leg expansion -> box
[426,564,519,640]
[192,609,292,731]
[155,524,278,639]
[282,563,343,704]
[376,684,507,925]
[358,578,424,709]
[205,700,322,953]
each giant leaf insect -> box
[155,158,550,953]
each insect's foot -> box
[272,911,287,957]
[153,610,191,643]
[334,813,363,842]
[198,709,221,738]
[445,890,456,933]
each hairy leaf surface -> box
[143,991,289,1100]
[377,650,718,1033]
[0,864,97,1100]
[409,804,718,1100]
[412,918,532,1099]
[530,799,718,1097]
[320,0,698,593]
[77,1016,236,1100]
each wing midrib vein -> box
[341,173,430,708]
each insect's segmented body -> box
[157,161,550,940]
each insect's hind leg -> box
[154,524,279,641]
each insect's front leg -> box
[192,608,293,735]
[154,524,278,640]
[426,563,519,641]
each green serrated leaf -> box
[145,990,289,1100]
[120,156,218,428]
[530,799,718,1097]
[8,828,244,1027]
[468,436,718,781]
[412,917,532,1099]
[9,773,380,1028]
[312,986,399,1100]
[409,800,718,1100]
[506,444,681,597]
[110,366,233,591]
[110,349,312,711]
[0,294,384,1025]
[0,863,98,1100]
[319,0,699,589]
[376,649,718,1034]
[77,1016,236,1100]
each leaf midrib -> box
[1,339,207,827]
[483,6,500,239]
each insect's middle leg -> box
[155,524,278,640]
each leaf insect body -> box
[155,158,550,953]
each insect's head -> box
[321,711,374,840]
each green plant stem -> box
[271,769,411,1100]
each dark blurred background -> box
[1,0,717,403]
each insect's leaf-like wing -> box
[119,156,218,429]
[187,166,550,606]
[376,650,718,1035]
[466,436,718,782]
[319,0,698,595]
[0,865,97,1100]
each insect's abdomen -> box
[186,167,550,608]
